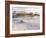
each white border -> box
[10,4,43,34]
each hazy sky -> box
[12,5,42,14]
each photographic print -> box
[12,7,40,30]
[5,1,45,37]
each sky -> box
[12,4,42,14]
